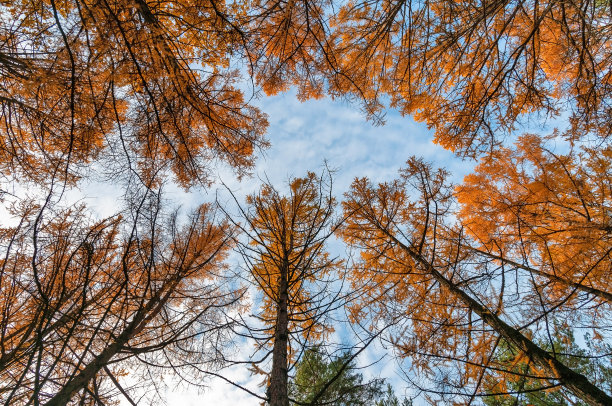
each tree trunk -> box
[387,232,612,406]
[43,277,180,406]
[269,267,289,406]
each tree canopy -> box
[1,0,611,404]
[250,0,612,155]
[226,171,343,406]
[1,0,269,188]
[340,152,612,404]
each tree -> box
[289,346,413,406]
[375,385,413,406]
[1,0,268,188]
[246,0,611,156]
[483,324,612,406]
[7,0,608,179]
[340,155,612,404]
[224,171,343,406]
[289,346,386,405]
[0,190,239,405]
[246,0,334,102]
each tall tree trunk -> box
[43,277,180,406]
[269,267,289,406]
[386,232,612,406]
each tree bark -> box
[386,232,612,406]
[43,277,180,406]
[269,266,289,406]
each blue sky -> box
[55,83,481,405]
[153,89,478,405]
[225,88,475,194]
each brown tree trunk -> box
[387,232,612,406]
[43,277,180,406]
[269,267,289,406]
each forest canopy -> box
[0,0,610,404]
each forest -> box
[0,0,611,404]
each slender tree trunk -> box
[386,232,612,405]
[43,277,180,406]
[269,267,289,406]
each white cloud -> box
[160,89,474,405]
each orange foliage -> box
[247,0,332,100]
[0,201,236,404]
[1,0,268,187]
[329,0,612,155]
[244,0,611,155]
[456,135,612,301]
[243,172,341,345]
[340,159,501,387]
[340,155,612,402]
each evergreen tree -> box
[289,347,410,405]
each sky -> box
[28,82,481,405]
[221,89,474,195]
[135,88,478,405]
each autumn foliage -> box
[1,0,268,187]
[0,197,237,404]
[457,135,612,302]
[1,0,611,404]
[340,154,612,404]
[330,0,612,155]
[227,171,341,406]
[248,0,612,155]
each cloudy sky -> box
[134,88,476,405]
[66,83,478,405]
[228,89,473,192]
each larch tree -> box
[223,171,344,406]
[0,189,240,405]
[245,0,612,156]
[328,0,612,155]
[1,0,268,188]
[245,0,334,101]
[340,153,612,405]
[3,0,610,182]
